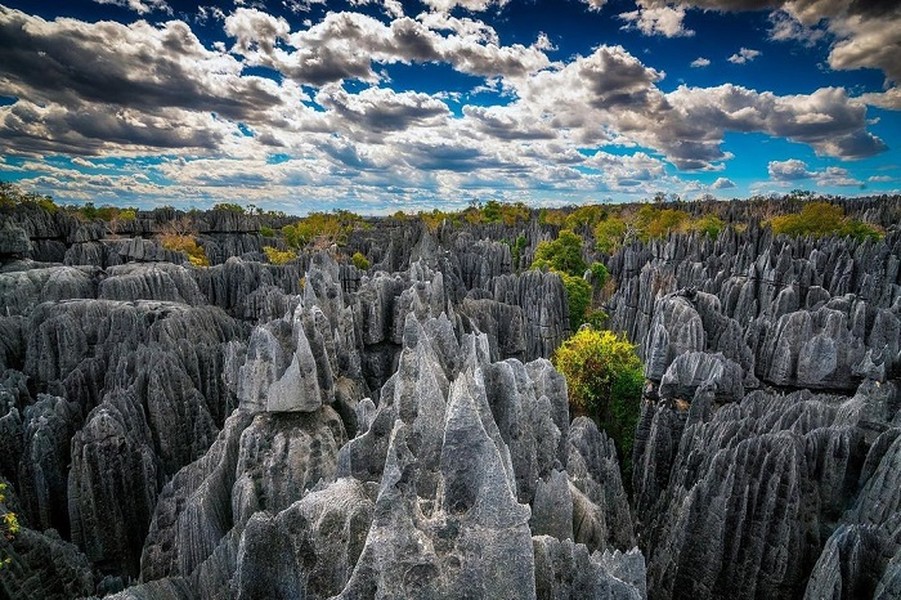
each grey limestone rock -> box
[98,262,205,304]
[232,406,347,523]
[658,351,744,403]
[0,264,97,316]
[0,524,94,600]
[532,536,644,600]
[17,394,82,536]
[68,391,161,577]
[0,223,30,257]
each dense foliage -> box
[159,234,209,267]
[352,251,371,270]
[768,201,882,240]
[531,229,588,276]
[593,217,627,254]
[263,246,296,265]
[553,329,644,478]
[530,230,610,329]
[282,211,363,249]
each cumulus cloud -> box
[767,160,860,186]
[316,85,451,134]
[711,176,736,188]
[691,57,711,67]
[815,166,861,186]
[768,158,812,180]
[727,47,761,64]
[767,9,826,46]
[828,14,901,82]
[421,0,511,12]
[0,7,288,121]
[655,0,901,85]
[583,0,608,11]
[0,4,891,209]
[619,2,694,37]
[224,9,552,86]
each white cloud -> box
[92,0,172,15]
[768,159,861,186]
[828,15,901,83]
[666,0,901,85]
[583,0,608,11]
[620,3,695,37]
[0,5,890,211]
[727,47,761,64]
[691,57,711,67]
[858,87,901,109]
[224,10,553,86]
[711,176,736,189]
[815,165,861,187]
[767,9,826,46]
[420,0,511,13]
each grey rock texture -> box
[2,198,898,599]
[124,309,643,599]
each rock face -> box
[111,268,640,599]
[1,198,899,599]
[607,218,901,600]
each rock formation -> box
[0,196,898,599]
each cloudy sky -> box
[0,0,898,213]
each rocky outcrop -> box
[1,198,898,599]
[114,290,643,599]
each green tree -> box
[531,229,587,276]
[351,251,371,270]
[553,329,644,480]
[282,211,361,249]
[212,202,246,214]
[593,217,627,254]
[558,272,592,330]
[690,214,724,238]
[589,261,609,288]
[768,201,882,241]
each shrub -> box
[553,329,644,478]
[283,211,361,249]
[690,214,724,238]
[565,205,606,230]
[636,206,690,240]
[530,229,587,276]
[263,246,296,265]
[352,251,371,270]
[260,225,275,238]
[419,209,448,232]
[159,233,209,267]
[507,234,527,270]
[584,309,609,330]
[768,201,882,241]
[0,181,58,214]
[212,202,246,214]
[538,207,568,227]
[0,482,20,568]
[593,217,627,254]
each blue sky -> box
[0,0,898,213]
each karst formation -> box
[0,195,899,600]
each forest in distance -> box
[0,187,899,600]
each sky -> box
[0,0,898,214]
